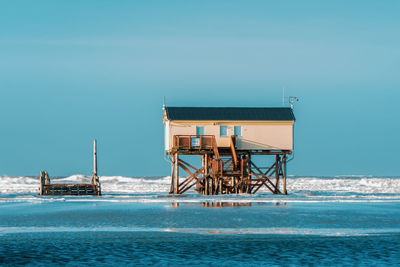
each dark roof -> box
[165,107,295,121]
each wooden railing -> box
[173,135,213,149]
[173,135,220,159]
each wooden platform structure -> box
[169,135,290,195]
[39,140,101,196]
[164,107,296,195]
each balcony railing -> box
[173,135,216,150]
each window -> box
[220,126,227,137]
[191,137,200,147]
[234,126,242,136]
[196,126,205,135]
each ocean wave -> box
[0,175,399,195]
[288,177,400,194]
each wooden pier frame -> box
[39,140,101,196]
[169,135,290,195]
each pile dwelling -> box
[39,140,101,196]
[163,107,295,195]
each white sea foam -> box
[0,175,399,196]
[287,177,400,194]
[0,176,40,194]
[101,176,171,193]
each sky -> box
[0,0,400,177]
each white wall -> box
[166,121,293,151]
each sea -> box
[0,175,399,266]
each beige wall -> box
[165,120,293,151]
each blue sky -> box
[0,0,399,176]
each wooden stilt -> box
[209,177,212,195]
[283,154,287,195]
[204,177,208,195]
[174,153,179,194]
[274,155,280,194]
[239,157,244,194]
[170,156,175,194]
[204,154,208,195]
[196,155,205,193]
[246,154,251,193]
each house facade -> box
[163,107,295,152]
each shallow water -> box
[0,175,399,265]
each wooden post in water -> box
[283,154,287,195]
[205,178,209,196]
[170,156,175,194]
[274,155,280,194]
[173,153,179,194]
[211,177,213,195]
[39,171,50,195]
[92,139,101,195]
[92,139,97,184]
[246,154,251,194]
[44,172,50,185]
[203,154,209,195]
[239,158,244,194]
[196,155,205,193]
[39,171,44,195]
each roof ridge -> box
[165,107,295,121]
[165,106,291,109]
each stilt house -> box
[163,107,296,195]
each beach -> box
[0,175,399,265]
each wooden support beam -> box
[249,160,282,194]
[178,162,196,177]
[274,155,280,194]
[251,172,275,194]
[179,166,205,194]
[230,135,238,169]
[283,154,287,195]
[212,137,220,160]
[168,145,291,195]
[173,153,179,194]
[178,158,200,172]
[169,156,175,194]
[252,172,280,194]
[177,162,202,185]
[240,157,244,194]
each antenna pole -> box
[163,96,166,110]
[288,96,299,109]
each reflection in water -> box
[171,201,287,208]
[202,202,251,208]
